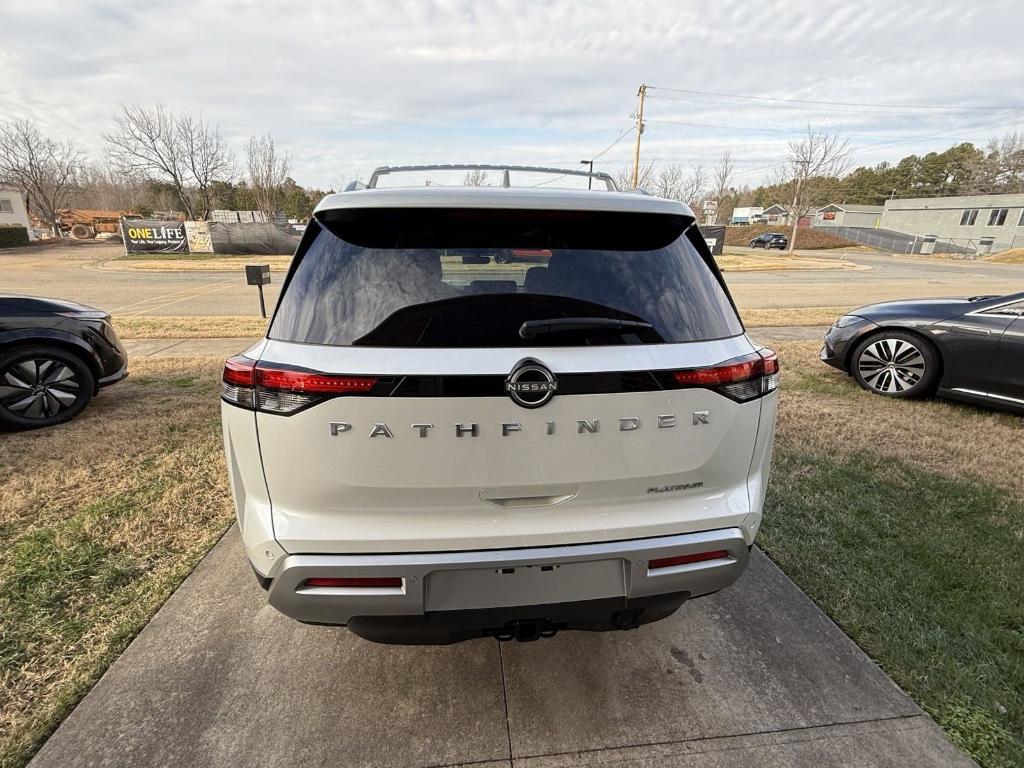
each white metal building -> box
[0,187,30,230]
[880,193,1024,249]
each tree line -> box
[0,107,331,235]
[729,132,1024,211]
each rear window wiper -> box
[519,317,654,340]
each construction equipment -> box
[57,209,141,240]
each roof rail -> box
[365,164,620,192]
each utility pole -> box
[630,84,648,189]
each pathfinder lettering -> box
[329,415,690,437]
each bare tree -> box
[776,129,851,253]
[247,134,289,220]
[616,162,655,191]
[985,131,1024,192]
[712,149,734,223]
[0,118,84,235]
[681,165,708,209]
[105,105,192,217]
[105,105,233,219]
[463,169,489,186]
[70,162,148,212]
[180,114,234,219]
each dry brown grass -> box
[0,356,233,768]
[984,248,1024,264]
[113,315,267,339]
[110,255,292,271]
[774,340,1024,500]
[716,253,863,272]
[741,306,853,327]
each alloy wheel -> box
[0,358,82,420]
[856,338,926,394]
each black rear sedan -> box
[749,232,788,250]
[821,292,1024,413]
[0,296,127,429]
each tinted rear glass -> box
[269,208,742,348]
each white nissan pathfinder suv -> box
[221,165,778,644]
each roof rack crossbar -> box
[365,164,619,191]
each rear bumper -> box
[266,528,749,640]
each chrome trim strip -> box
[964,296,1024,318]
[950,387,1024,405]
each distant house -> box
[762,204,797,226]
[813,203,884,229]
[729,206,764,225]
[0,187,31,231]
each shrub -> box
[0,225,30,248]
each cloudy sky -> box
[2,0,1022,189]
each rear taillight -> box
[672,348,779,402]
[221,356,377,415]
[222,356,256,409]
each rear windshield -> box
[269,208,742,347]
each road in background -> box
[3,243,1023,317]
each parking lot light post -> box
[580,160,594,189]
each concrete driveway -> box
[29,528,972,768]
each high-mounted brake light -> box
[672,348,779,402]
[649,550,730,570]
[302,577,402,589]
[221,356,377,414]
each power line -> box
[646,85,1024,113]
[531,125,635,187]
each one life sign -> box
[121,220,188,253]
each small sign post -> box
[245,264,271,318]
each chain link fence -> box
[829,226,1024,257]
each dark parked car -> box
[749,232,788,250]
[821,292,1024,413]
[0,296,127,429]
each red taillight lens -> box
[673,357,761,387]
[221,356,257,409]
[672,349,779,401]
[303,577,402,589]
[649,550,730,570]
[255,367,376,394]
[221,358,377,414]
[223,355,256,386]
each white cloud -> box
[0,0,1021,188]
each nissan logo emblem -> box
[505,359,558,408]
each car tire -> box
[849,331,939,399]
[0,345,96,430]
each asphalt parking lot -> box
[28,528,973,768]
[2,243,1024,316]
